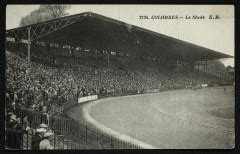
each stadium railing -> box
[5,128,142,150]
[8,107,142,149]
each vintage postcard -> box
[5,5,234,149]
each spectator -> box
[8,114,17,129]
[23,115,31,131]
[40,123,49,131]
[31,128,46,150]
[12,118,24,149]
[39,132,54,150]
[6,113,17,149]
[6,112,14,128]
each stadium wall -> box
[143,89,159,94]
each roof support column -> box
[107,52,110,65]
[205,60,208,71]
[27,27,31,63]
[197,62,200,71]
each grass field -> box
[71,86,234,149]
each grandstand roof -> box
[6,12,233,62]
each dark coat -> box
[12,124,23,149]
[31,133,43,150]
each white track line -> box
[82,99,158,149]
[150,104,234,134]
[81,87,234,149]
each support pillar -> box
[27,27,31,63]
[205,60,208,71]
[107,52,110,65]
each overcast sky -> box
[6,5,234,67]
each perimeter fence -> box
[6,107,143,149]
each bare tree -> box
[19,5,71,27]
[39,5,71,19]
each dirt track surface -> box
[70,86,235,149]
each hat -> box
[36,128,47,133]
[43,132,54,137]
[40,123,48,128]
[46,130,53,134]
[7,112,14,115]
[25,126,31,131]
[10,115,17,121]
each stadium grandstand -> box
[5,12,234,149]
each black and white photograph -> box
[5,4,235,149]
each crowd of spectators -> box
[6,86,55,150]
[6,95,55,150]
[6,50,230,115]
[6,110,54,150]
[5,110,27,149]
